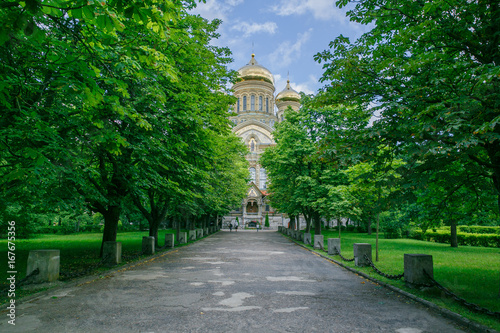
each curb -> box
[282,233,499,333]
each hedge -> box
[457,226,500,234]
[412,229,500,247]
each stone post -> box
[196,229,203,239]
[404,254,433,286]
[103,241,122,266]
[327,238,340,255]
[314,235,324,250]
[353,243,372,267]
[179,232,187,244]
[26,250,60,283]
[165,234,175,248]
[142,237,155,255]
[303,233,312,246]
[204,228,209,236]
[298,232,303,242]
[188,230,196,241]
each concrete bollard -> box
[142,237,155,255]
[188,230,196,241]
[353,243,372,267]
[27,250,60,283]
[196,229,203,239]
[179,232,187,244]
[298,232,304,242]
[404,254,433,286]
[327,238,341,255]
[103,241,122,266]
[165,234,175,248]
[314,235,324,250]
[304,233,312,245]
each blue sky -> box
[190,0,371,95]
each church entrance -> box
[246,201,258,214]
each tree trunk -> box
[376,211,380,262]
[338,217,341,239]
[367,215,372,235]
[313,212,322,235]
[450,220,458,248]
[149,222,160,247]
[304,213,312,233]
[100,205,121,257]
[175,217,180,245]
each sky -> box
[189,0,371,96]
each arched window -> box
[251,95,255,110]
[249,167,256,183]
[266,98,269,113]
[259,168,267,189]
[259,96,263,111]
[243,96,247,111]
[237,98,240,112]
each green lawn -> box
[0,229,184,302]
[302,230,500,331]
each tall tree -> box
[314,0,500,215]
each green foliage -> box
[0,1,244,252]
[411,229,500,248]
[314,0,500,220]
[458,226,500,235]
[265,213,270,227]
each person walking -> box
[235,220,239,232]
[229,222,233,232]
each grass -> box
[300,230,500,331]
[0,229,193,303]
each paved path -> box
[2,231,468,333]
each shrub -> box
[458,226,500,234]
[411,229,500,247]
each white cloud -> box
[269,0,345,21]
[225,0,244,6]
[269,28,312,69]
[231,21,278,37]
[189,0,243,22]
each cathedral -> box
[223,54,301,229]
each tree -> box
[0,1,240,254]
[314,0,500,216]
[262,96,350,235]
[344,151,404,260]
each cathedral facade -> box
[223,54,301,229]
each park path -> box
[1,230,468,333]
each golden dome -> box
[276,80,300,102]
[237,54,274,85]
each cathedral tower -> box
[225,54,301,229]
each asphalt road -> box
[1,230,468,333]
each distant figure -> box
[235,221,239,232]
[229,222,233,232]
[256,224,260,232]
